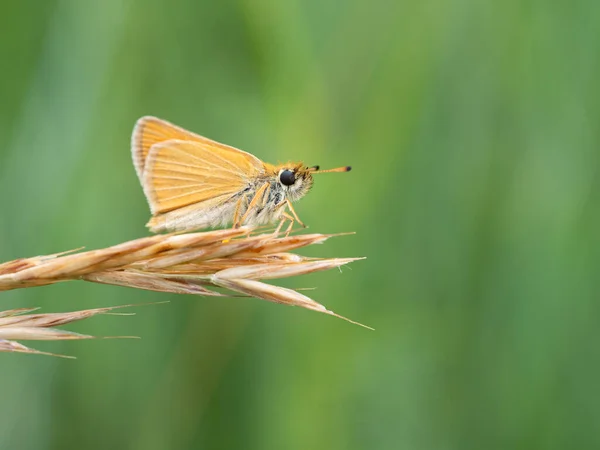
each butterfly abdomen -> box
[146,178,285,232]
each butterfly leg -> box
[238,182,270,227]
[282,212,296,236]
[232,195,247,228]
[273,218,286,235]
[273,213,289,235]
[272,200,303,236]
[285,199,306,228]
[273,212,296,237]
[272,201,289,235]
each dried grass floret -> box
[0,228,368,357]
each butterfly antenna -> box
[310,166,351,174]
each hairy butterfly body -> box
[131,116,350,233]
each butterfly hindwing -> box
[143,139,264,214]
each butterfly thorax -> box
[226,162,314,225]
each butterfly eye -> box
[279,170,296,186]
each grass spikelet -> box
[0,304,141,358]
[0,227,369,356]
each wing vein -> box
[152,156,244,179]
[173,148,247,177]
[156,189,234,203]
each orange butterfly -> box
[131,117,351,233]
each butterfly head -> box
[272,163,351,202]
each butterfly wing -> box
[143,139,264,214]
[131,116,256,183]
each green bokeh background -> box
[2,1,600,449]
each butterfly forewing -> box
[143,139,264,214]
[132,116,258,183]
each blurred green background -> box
[1,0,600,449]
